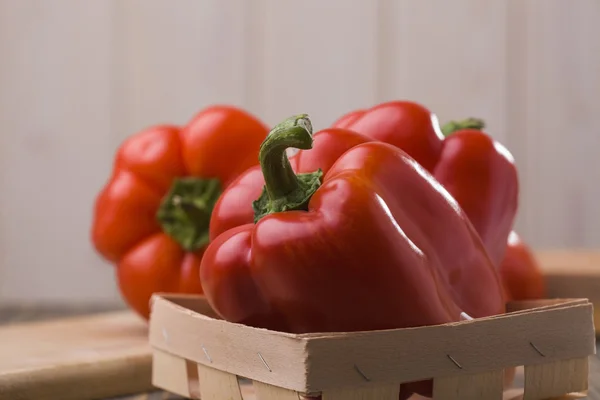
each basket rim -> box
[148,294,596,393]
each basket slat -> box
[432,369,504,400]
[303,302,594,392]
[253,380,301,399]
[150,296,308,393]
[523,357,588,399]
[151,349,191,398]
[322,384,399,399]
[197,363,243,400]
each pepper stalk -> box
[441,118,486,137]
[252,114,323,222]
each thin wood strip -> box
[153,295,588,338]
[304,304,595,392]
[152,295,590,339]
[151,349,190,398]
[186,359,201,398]
[197,363,243,400]
[523,357,588,400]
[297,299,591,338]
[506,298,590,313]
[152,294,590,336]
[253,380,301,400]
[432,369,504,400]
[322,384,399,400]
[150,296,308,392]
[149,296,595,394]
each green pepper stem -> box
[252,114,323,222]
[156,177,222,251]
[441,118,486,137]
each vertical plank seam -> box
[522,0,537,242]
[108,0,126,151]
[374,0,386,103]
[242,0,267,118]
[505,0,533,241]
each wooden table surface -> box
[2,305,599,400]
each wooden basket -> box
[149,294,596,400]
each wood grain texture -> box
[250,0,380,129]
[111,0,249,138]
[506,0,600,246]
[303,301,595,392]
[150,295,595,395]
[0,310,152,400]
[149,295,309,394]
[253,381,302,400]
[523,358,589,400]
[432,370,504,400]
[378,0,509,143]
[151,350,190,399]
[197,364,243,400]
[322,384,399,400]
[535,250,600,333]
[0,0,121,303]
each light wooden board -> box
[536,250,600,332]
[0,311,153,400]
[537,250,600,284]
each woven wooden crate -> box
[149,294,596,400]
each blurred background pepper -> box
[91,106,268,318]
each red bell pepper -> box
[209,127,373,240]
[441,118,544,301]
[332,101,519,267]
[200,114,506,397]
[499,231,546,301]
[91,105,269,319]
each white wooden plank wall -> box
[0,0,598,303]
[0,1,120,302]
[508,0,600,248]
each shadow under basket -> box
[149,294,596,400]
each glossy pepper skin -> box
[499,231,546,301]
[91,105,269,319]
[332,101,519,267]
[200,115,506,397]
[209,127,373,240]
